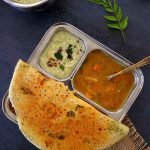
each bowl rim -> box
[3,0,48,8]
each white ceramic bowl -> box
[3,0,53,10]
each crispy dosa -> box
[9,60,129,150]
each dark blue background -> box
[0,0,149,149]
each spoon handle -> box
[108,56,150,80]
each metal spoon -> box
[108,56,150,80]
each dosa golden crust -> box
[9,60,129,150]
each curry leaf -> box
[102,0,108,5]
[113,0,118,14]
[119,16,128,29]
[104,7,113,12]
[107,0,112,7]
[104,15,117,21]
[107,23,120,29]
[116,7,122,21]
[103,0,107,3]
[89,0,129,43]
[89,0,104,5]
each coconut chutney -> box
[39,30,85,79]
[13,0,41,4]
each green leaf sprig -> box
[89,0,128,43]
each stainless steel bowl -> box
[3,0,54,10]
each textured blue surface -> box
[0,0,150,149]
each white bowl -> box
[3,0,54,10]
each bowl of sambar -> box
[72,49,136,112]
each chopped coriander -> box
[54,47,63,60]
[60,65,65,71]
[66,44,73,60]
[54,52,63,60]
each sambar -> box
[73,50,135,112]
